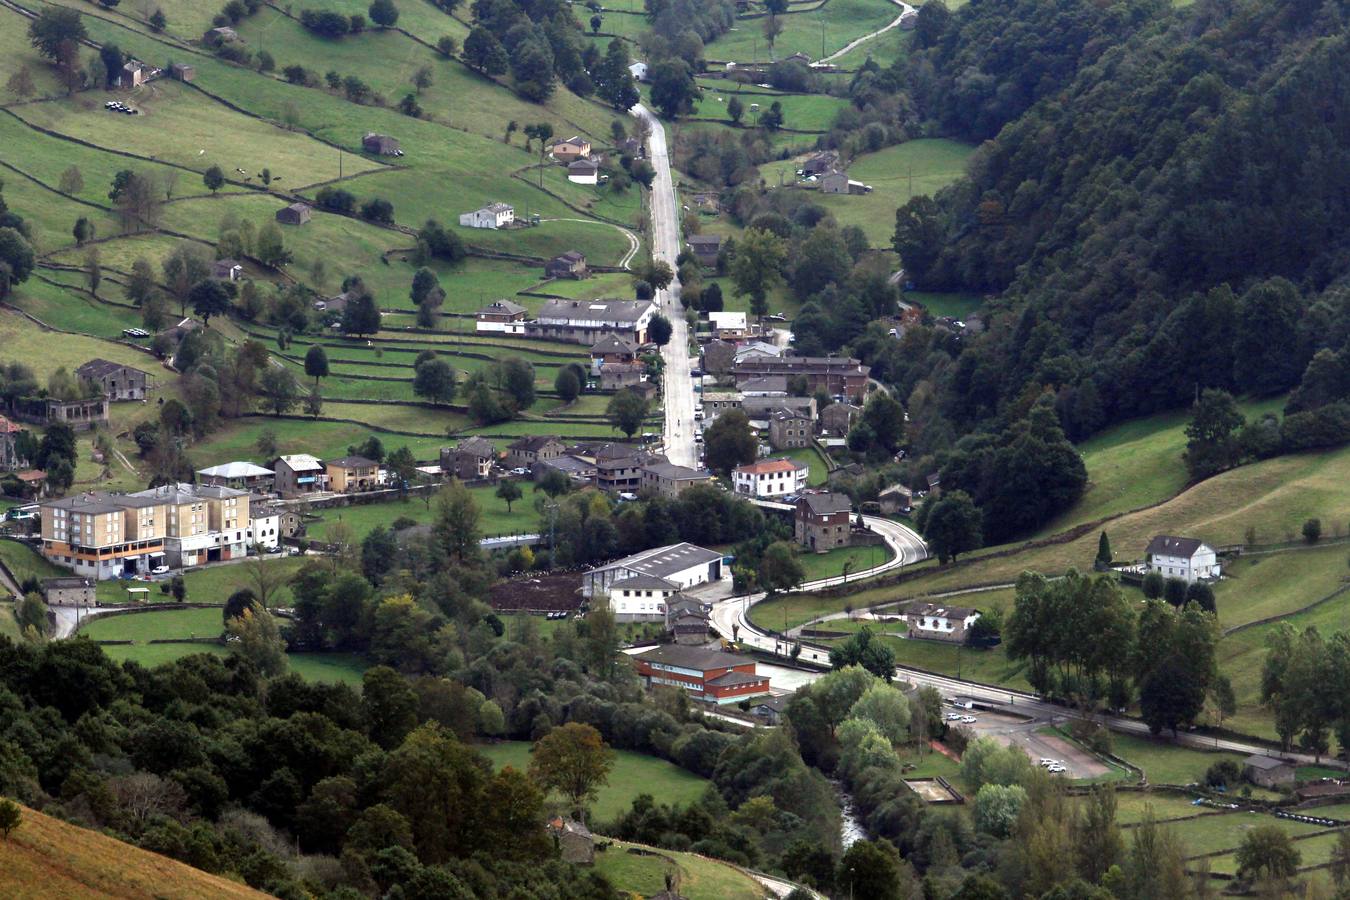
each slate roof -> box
[1146,535,1209,558]
[77,358,148,379]
[326,455,377,469]
[799,493,852,516]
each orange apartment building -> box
[40,484,251,579]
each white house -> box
[607,573,681,622]
[629,61,648,82]
[247,505,282,551]
[1146,535,1220,583]
[902,602,980,643]
[567,158,600,185]
[708,311,750,340]
[732,457,809,499]
[458,202,514,229]
[583,541,723,598]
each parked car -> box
[151,565,169,575]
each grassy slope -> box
[593,840,764,900]
[704,0,899,63]
[0,802,270,899]
[478,740,710,823]
[759,139,977,245]
[305,486,539,542]
[1034,396,1285,538]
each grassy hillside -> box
[0,802,269,899]
[593,840,764,900]
[479,741,711,823]
[759,139,977,245]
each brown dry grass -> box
[0,803,268,899]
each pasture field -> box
[704,0,901,64]
[0,309,157,381]
[14,82,385,189]
[10,278,145,340]
[760,139,977,245]
[1107,733,1251,787]
[1165,810,1330,859]
[820,441,1350,606]
[796,543,893,583]
[90,556,306,607]
[542,270,637,300]
[593,840,764,900]
[304,485,540,543]
[0,111,193,210]
[681,90,852,133]
[1035,395,1285,538]
[905,291,984,318]
[779,445,831,485]
[80,606,225,641]
[1109,792,1217,825]
[479,741,711,823]
[0,539,68,586]
[0,167,117,254]
[0,7,65,98]
[1210,545,1350,631]
[227,7,611,147]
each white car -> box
[1038,758,1057,767]
[945,713,962,721]
[150,565,169,575]
[1048,765,1067,774]
[959,715,977,724]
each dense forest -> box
[893,0,1350,446]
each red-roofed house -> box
[731,457,809,499]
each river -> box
[832,779,868,848]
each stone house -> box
[1244,755,1295,789]
[820,401,860,436]
[639,462,711,499]
[275,202,312,225]
[768,408,813,450]
[548,818,594,864]
[362,133,400,155]
[506,436,565,469]
[41,577,95,607]
[76,359,154,402]
[441,437,496,480]
[795,492,852,552]
[545,251,587,279]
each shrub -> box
[1205,759,1242,789]
[1303,518,1322,544]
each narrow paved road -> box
[632,103,696,467]
[709,515,928,647]
[813,0,914,66]
[713,553,1334,769]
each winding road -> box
[812,0,914,66]
[632,103,697,467]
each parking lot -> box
[951,708,1111,781]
